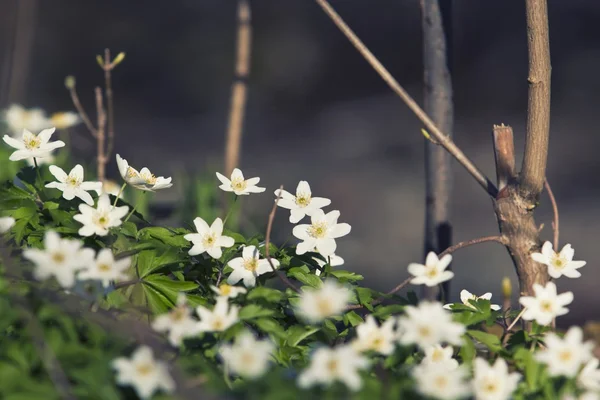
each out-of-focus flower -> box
[22,231,94,288]
[0,216,15,233]
[519,282,573,326]
[413,363,471,400]
[112,346,175,399]
[210,283,247,299]
[226,245,279,288]
[45,164,102,205]
[472,357,521,400]
[297,345,369,391]
[216,168,265,195]
[73,194,129,236]
[421,345,459,370]
[219,331,274,379]
[351,315,396,355]
[183,217,234,260]
[196,297,239,333]
[152,294,200,346]
[444,289,501,311]
[531,241,586,279]
[293,209,351,257]
[3,128,64,161]
[78,248,129,288]
[274,181,331,223]
[49,111,81,130]
[408,252,454,287]
[296,280,352,323]
[3,104,50,134]
[101,179,122,197]
[536,326,594,378]
[578,358,600,393]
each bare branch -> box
[438,235,507,259]
[95,87,107,182]
[493,124,516,191]
[224,0,251,177]
[520,0,551,200]
[544,179,559,250]
[67,82,98,138]
[104,48,116,160]
[265,185,300,293]
[314,0,497,197]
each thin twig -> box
[438,235,507,259]
[520,0,552,200]
[224,0,251,177]
[265,185,300,293]
[104,48,116,160]
[67,83,98,138]
[384,276,413,296]
[95,87,106,182]
[544,179,559,250]
[507,307,527,332]
[314,0,497,197]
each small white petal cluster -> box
[408,252,454,287]
[421,345,459,370]
[78,248,130,288]
[472,357,521,400]
[293,210,351,257]
[296,280,352,323]
[210,283,247,299]
[444,289,501,311]
[219,331,274,379]
[74,194,129,237]
[226,245,280,288]
[531,241,586,279]
[45,164,102,205]
[298,345,369,391]
[413,363,471,400]
[0,216,15,233]
[216,168,265,195]
[519,282,573,326]
[152,294,199,346]
[3,128,65,161]
[351,315,396,355]
[196,297,239,333]
[112,346,175,399]
[397,301,465,350]
[536,326,594,378]
[275,181,331,223]
[184,217,234,259]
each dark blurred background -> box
[1,0,598,325]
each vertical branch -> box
[520,0,551,201]
[95,87,107,182]
[224,0,252,176]
[420,0,454,299]
[104,48,116,160]
[493,124,516,191]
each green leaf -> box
[120,221,138,237]
[329,269,364,282]
[286,325,321,346]
[514,347,542,391]
[247,287,284,303]
[239,304,275,320]
[252,318,286,339]
[459,336,476,363]
[287,267,322,288]
[135,248,186,277]
[467,330,502,352]
[372,304,404,319]
[343,311,363,327]
[143,274,199,303]
[355,287,375,311]
[137,226,189,247]
[141,283,173,314]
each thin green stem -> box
[124,192,146,223]
[223,195,239,226]
[113,183,127,207]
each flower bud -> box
[502,277,512,299]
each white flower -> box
[101,179,122,197]
[397,301,465,350]
[313,253,344,276]
[152,294,199,346]
[216,168,265,195]
[413,363,471,400]
[112,346,175,399]
[3,104,50,134]
[444,289,501,311]
[536,326,594,378]
[22,231,94,288]
[219,331,274,379]
[115,153,172,191]
[183,217,234,259]
[116,154,147,187]
[408,252,454,287]
[532,241,586,279]
[73,194,129,237]
[296,280,352,323]
[298,345,369,391]
[293,209,351,257]
[274,181,331,223]
[0,216,15,233]
[579,358,600,392]
[421,345,459,370]
[78,248,130,288]
[3,128,64,161]
[49,111,81,130]
[563,393,600,400]
[45,164,102,205]
[472,357,521,400]
[196,297,239,333]
[351,315,396,355]
[519,282,573,326]
[226,245,279,288]
[210,283,247,299]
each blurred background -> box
[0,0,598,325]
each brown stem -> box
[104,48,116,160]
[67,84,98,138]
[520,0,551,201]
[438,235,507,259]
[493,124,516,191]
[314,0,497,197]
[95,87,106,182]
[224,0,251,177]
[265,185,300,293]
[544,179,559,250]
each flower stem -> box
[33,157,43,185]
[123,193,144,223]
[112,183,127,208]
[223,195,239,226]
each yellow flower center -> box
[52,252,65,263]
[220,284,232,296]
[308,222,328,239]
[170,307,187,322]
[434,375,448,389]
[202,233,216,248]
[94,212,110,228]
[295,193,311,207]
[326,359,339,374]
[98,263,112,272]
[66,175,80,187]
[135,363,155,376]
[24,136,41,150]
[317,296,333,316]
[552,256,567,269]
[431,349,444,362]
[231,177,247,192]
[240,351,255,368]
[143,173,157,185]
[540,300,553,313]
[212,317,224,331]
[559,350,572,362]
[425,266,439,279]
[482,380,498,393]
[371,336,384,350]
[418,325,432,338]
[243,257,258,272]
[127,168,138,178]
